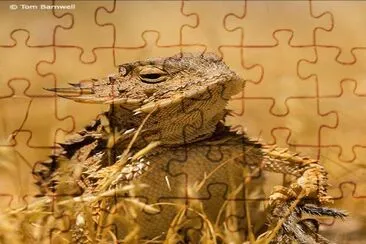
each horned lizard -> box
[33,53,346,243]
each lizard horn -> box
[45,87,143,105]
[44,87,94,95]
[44,86,102,103]
[68,82,81,87]
[57,94,108,103]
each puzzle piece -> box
[37,47,116,85]
[299,47,366,96]
[0,138,34,203]
[0,132,49,210]
[320,181,366,242]
[241,31,318,114]
[37,47,115,133]
[319,80,366,161]
[98,1,196,47]
[0,79,32,141]
[169,183,247,241]
[0,146,32,210]
[219,46,263,119]
[0,194,14,210]
[0,79,67,206]
[219,46,263,84]
[114,32,196,65]
[312,1,366,63]
[320,147,366,198]
[7,97,73,147]
[333,182,366,204]
[0,30,53,96]
[228,97,337,149]
[181,1,244,52]
[0,0,71,46]
[53,0,114,63]
[46,213,72,242]
[225,0,332,46]
[0,194,31,219]
[164,135,270,238]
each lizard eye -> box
[139,66,167,84]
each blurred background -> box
[0,1,365,243]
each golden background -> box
[0,1,365,242]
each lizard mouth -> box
[45,85,191,114]
[44,85,144,107]
[44,84,213,115]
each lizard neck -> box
[107,89,229,146]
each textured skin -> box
[33,53,344,243]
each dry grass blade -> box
[97,107,158,192]
[149,202,217,244]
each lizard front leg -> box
[256,145,346,243]
[261,146,330,204]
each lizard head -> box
[47,53,244,144]
[46,53,244,113]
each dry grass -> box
[0,143,303,244]
[0,142,284,244]
[0,114,343,244]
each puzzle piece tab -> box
[242,31,317,114]
[0,0,71,46]
[312,1,366,63]
[228,97,337,149]
[0,80,32,140]
[220,46,263,84]
[37,47,114,132]
[114,32,190,65]
[225,0,331,46]
[181,1,244,52]
[0,30,53,96]
[298,47,366,96]
[53,0,114,63]
[98,1,196,47]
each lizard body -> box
[33,53,345,243]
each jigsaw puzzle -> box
[0,1,365,243]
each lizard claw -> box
[269,163,333,205]
[268,185,298,206]
[267,185,347,243]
